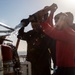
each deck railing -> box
[19,55,32,75]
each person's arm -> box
[40,22,75,43]
[45,11,54,26]
[17,27,25,39]
[17,18,30,39]
[45,4,58,26]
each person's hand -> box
[21,18,29,27]
[36,3,58,22]
[50,3,58,13]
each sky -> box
[0,0,75,52]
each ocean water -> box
[18,51,27,62]
[18,51,27,55]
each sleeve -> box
[17,27,31,41]
[45,11,54,26]
[17,27,25,39]
[40,22,75,43]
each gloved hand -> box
[21,18,30,27]
[50,3,58,13]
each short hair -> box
[65,12,74,23]
[54,12,62,20]
[54,12,74,25]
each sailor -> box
[17,3,57,75]
[39,9,75,75]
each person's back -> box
[18,27,52,75]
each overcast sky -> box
[0,0,75,51]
